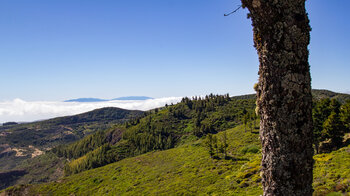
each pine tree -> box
[340,100,350,132]
[221,131,228,158]
[242,113,249,132]
[213,135,219,158]
[204,134,214,158]
[313,99,331,153]
[251,111,257,129]
[323,111,345,149]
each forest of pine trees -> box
[204,131,229,159]
[313,99,350,153]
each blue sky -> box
[0,0,349,101]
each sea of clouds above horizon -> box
[0,97,182,123]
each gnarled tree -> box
[241,0,313,195]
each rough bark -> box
[240,0,314,195]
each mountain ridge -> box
[64,98,108,102]
[64,96,153,102]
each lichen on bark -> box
[241,0,314,195]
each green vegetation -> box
[0,107,143,189]
[1,90,350,194]
[313,98,350,153]
[57,94,350,177]
[240,144,260,154]
[203,131,230,159]
[312,89,350,104]
[52,130,110,160]
[313,98,333,153]
[56,94,257,175]
[313,145,350,195]
[64,144,117,175]
[9,125,263,196]
[341,100,350,131]
[4,125,349,195]
[0,152,66,190]
[0,107,143,151]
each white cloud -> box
[0,97,182,123]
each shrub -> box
[241,145,259,154]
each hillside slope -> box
[3,125,262,195]
[56,90,350,177]
[312,89,350,103]
[1,90,349,194]
[54,95,256,176]
[0,107,143,148]
[0,107,143,190]
[4,125,349,195]
[233,89,350,103]
[1,95,254,191]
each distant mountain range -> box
[64,96,153,102]
[64,98,108,102]
[112,96,153,101]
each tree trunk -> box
[240,0,314,195]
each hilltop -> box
[312,89,350,103]
[64,96,153,102]
[229,89,350,103]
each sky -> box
[0,0,350,122]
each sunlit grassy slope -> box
[313,145,350,195]
[3,124,350,196]
[8,124,262,195]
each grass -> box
[313,145,350,195]
[15,125,262,195]
[3,123,350,195]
